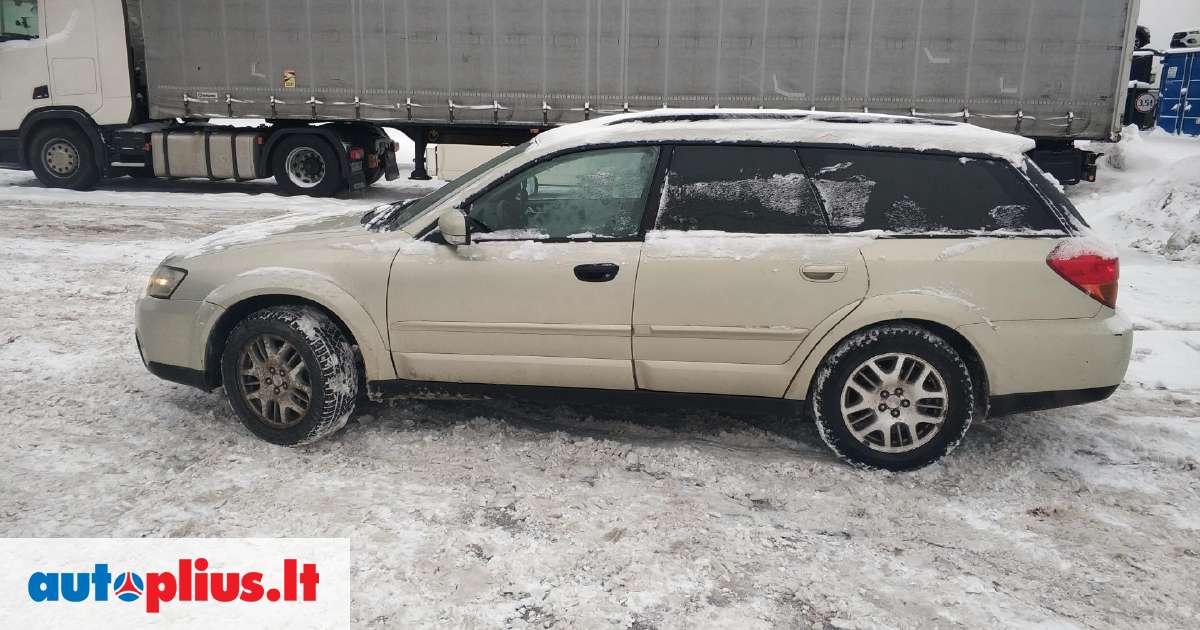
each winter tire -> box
[29,124,101,191]
[221,306,359,446]
[809,324,975,471]
[271,135,343,197]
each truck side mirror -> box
[438,209,471,246]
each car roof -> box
[529,108,1036,164]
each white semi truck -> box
[0,0,1140,196]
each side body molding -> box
[202,267,396,382]
[784,292,992,400]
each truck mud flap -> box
[383,148,401,181]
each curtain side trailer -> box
[0,0,1141,195]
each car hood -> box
[165,209,372,263]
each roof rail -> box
[603,110,957,127]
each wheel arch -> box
[201,277,395,389]
[786,294,992,406]
[18,107,107,171]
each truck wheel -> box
[809,324,976,471]
[271,135,343,197]
[221,306,360,446]
[29,124,101,191]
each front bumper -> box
[135,296,223,390]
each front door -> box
[388,145,663,390]
[632,144,870,397]
[0,0,49,132]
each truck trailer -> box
[0,0,1140,196]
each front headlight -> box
[146,265,188,299]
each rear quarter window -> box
[798,148,1064,234]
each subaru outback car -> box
[136,110,1131,470]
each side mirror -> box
[438,209,471,246]
[522,176,539,197]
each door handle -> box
[801,264,847,282]
[574,263,620,283]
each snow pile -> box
[1071,128,1200,261]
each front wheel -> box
[29,124,101,191]
[221,306,359,446]
[809,324,976,471]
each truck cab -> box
[0,0,133,172]
[0,0,396,196]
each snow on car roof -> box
[531,108,1037,164]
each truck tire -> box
[221,306,360,446]
[809,324,976,471]
[28,124,101,191]
[271,135,343,197]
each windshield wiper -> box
[361,198,418,231]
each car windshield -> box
[385,142,532,230]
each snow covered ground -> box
[2,131,1199,629]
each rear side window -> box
[798,149,1063,233]
[656,145,829,234]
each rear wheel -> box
[809,324,975,471]
[221,306,359,446]
[271,135,343,197]
[29,124,101,191]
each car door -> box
[632,144,870,397]
[388,145,662,390]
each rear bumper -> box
[988,385,1118,418]
[960,309,1133,397]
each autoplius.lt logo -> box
[27,558,319,613]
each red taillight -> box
[348,147,365,161]
[1047,244,1119,308]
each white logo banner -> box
[0,538,350,628]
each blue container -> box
[1158,49,1200,136]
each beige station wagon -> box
[136,110,1132,470]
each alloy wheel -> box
[839,353,949,453]
[237,334,312,429]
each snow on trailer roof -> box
[531,109,1037,164]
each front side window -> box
[1,0,39,40]
[657,145,828,234]
[799,149,1063,233]
[468,146,660,240]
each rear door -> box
[632,145,869,397]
